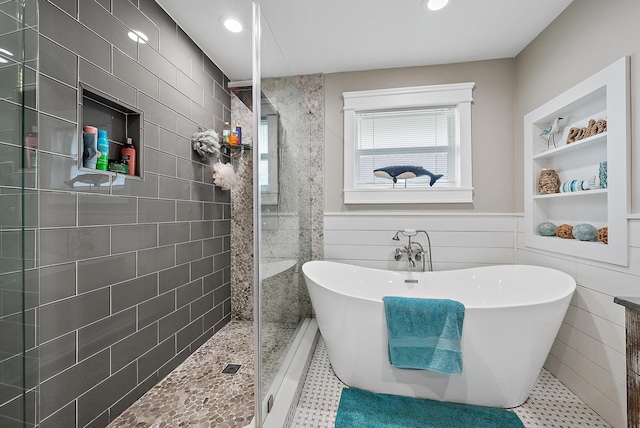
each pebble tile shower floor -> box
[108,321,611,428]
[108,321,255,428]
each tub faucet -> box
[392,229,433,272]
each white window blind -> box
[343,82,474,204]
[355,107,455,187]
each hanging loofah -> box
[212,161,237,191]
[192,128,221,160]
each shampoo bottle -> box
[121,137,136,175]
[82,126,98,169]
[229,125,238,145]
[235,122,242,146]
[222,122,231,144]
[96,129,109,171]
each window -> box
[343,83,474,204]
[259,101,279,205]
[355,107,454,187]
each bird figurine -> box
[540,117,564,149]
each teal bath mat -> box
[334,387,525,428]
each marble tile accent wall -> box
[295,74,325,262]
[0,1,233,426]
[229,74,323,322]
[229,96,254,321]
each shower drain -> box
[221,363,241,374]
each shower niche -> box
[523,57,630,266]
[78,83,144,178]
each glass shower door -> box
[253,3,314,425]
[0,0,39,426]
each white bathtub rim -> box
[302,260,576,310]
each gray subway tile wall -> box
[40,0,111,71]
[33,0,233,427]
[38,36,78,87]
[40,191,76,227]
[79,0,138,61]
[113,49,159,98]
[79,58,137,108]
[37,114,78,157]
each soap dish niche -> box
[78,82,144,179]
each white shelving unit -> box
[524,57,630,266]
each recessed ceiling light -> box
[220,16,243,33]
[0,57,8,64]
[128,30,148,44]
[0,48,13,57]
[423,0,449,11]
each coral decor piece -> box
[566,118,607,144]
[192,128,221,160]
[599,161,608,189]
[597,227,608,244]
[212,161,237,190]
[555,224,574,239]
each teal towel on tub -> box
[382,296,465,374]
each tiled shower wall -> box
[0,1,39,426]
[229,74,323,321]
[229,95,254,321]
[20,1,231,426]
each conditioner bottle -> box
[121,137,136,175]
[96,130,109,171]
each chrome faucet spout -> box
[391,229,433,272]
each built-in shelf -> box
[532,188,608,199]
[524,57,630,266]
[78,83,144,179]
[532,132,607,160]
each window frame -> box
[343,82,474,204]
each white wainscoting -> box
[323,212,640,428]
[324,212,517,272]
[517,216,640,428]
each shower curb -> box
[261,318,319,428]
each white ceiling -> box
[157,0,573,81]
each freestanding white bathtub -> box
[302,260,576,408]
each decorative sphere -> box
[537,222,557,236]
[597,227,608,244]
[572,223,597,241]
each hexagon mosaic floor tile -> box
[292,338,612,428]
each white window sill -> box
[343,187,474,204]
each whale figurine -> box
[373,165,444,186]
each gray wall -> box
[323,58,516,213]
[515,0,640,214]
[34,1,232,426]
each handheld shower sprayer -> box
[391,229,433,271]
